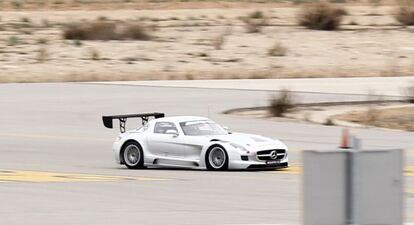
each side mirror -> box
[223,126,232,134]
[166,129,178,137]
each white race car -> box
[103,113,288,170]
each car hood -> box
[207,132,287,150]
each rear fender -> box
[117,132,148,164]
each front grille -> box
[256,149,286,161]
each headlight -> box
[229,143,250,154]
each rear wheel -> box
[122,141,144,169]
[206,146,228,171]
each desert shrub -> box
[324,118,335,126]
[348,20,359,25]
[249,11,264,19]
[89,47,100,60]
[73,39,83,46]
[37,37,48,44]
[269,89,294,117]
[11,0,23,9]
[63,21,150,40]
[395,5,414,26]
[185,73,194,80]
[249,72,271,79]
[244,20,261,33]
[365,106,380,126]
[63,23,88,40]
[98,16,108,21]
[63,22,116,40]
[53,0,64,5]
[7,36,19,46]
[268,42,287,57]
[407,84,414,103]
[298,3,347,30]
[293,0,308,4]
[41,19,51,27]
[21,17,30,23]
[120,23,151,40]
[242,11,268,33]
[36,46,48,62]
[212,33,226,50]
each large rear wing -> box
[102,112,165,133]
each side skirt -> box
[153,158,199,168]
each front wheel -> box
[206,146,228,171]
[122,141,144,169]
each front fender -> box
[198,142,238,169]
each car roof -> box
[152,116,209,123]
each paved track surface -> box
[1,83,413,225]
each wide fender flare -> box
[199,142,237,168]
[117,133,148,162]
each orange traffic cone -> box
[340,128,350,149]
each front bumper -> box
[247,162,288,169]
[227,150,289,170]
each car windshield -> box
[180,120,228,136]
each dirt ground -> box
[228,103,414,132]
[0,3,414,82]
[336,105,414,131]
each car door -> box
[178,121,212,161]
[147,121,185,158]
[182,136,205,161]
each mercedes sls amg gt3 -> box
[102,113,288,170]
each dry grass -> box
[269,89,295,117]
[337,106,414,131]
[394,1,414,25]
[298,3,347,30]
[63,21,150,40]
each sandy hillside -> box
[0,4,413,82]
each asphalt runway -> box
[1,83,414,225]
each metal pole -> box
[345,150,354,225]
[346,136,361,225]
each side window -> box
[154,122,178,134]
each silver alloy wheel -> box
[208,147,226,169]
[124,145,140,166]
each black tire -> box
[121,141,144,169]
[205,145,228,171]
